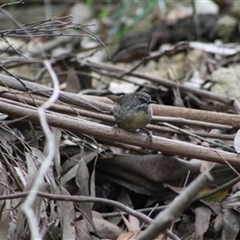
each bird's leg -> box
[113,124,121,135]
[141,127,153,143]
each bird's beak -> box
[149,100,156,104]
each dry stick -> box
[87,60,233,105]
[162,122,234,152]
[2,88,104,118]
[0,91,235,142]
[0,89,231,130]
[101,205,167,218]
[0,91,237,146]
[119,42,189,77]
[0,74,239,127]
[0,75,238,146]
[0,98,239,166]
[153,116,232,129]
[153,105,240,128]
[0,90,233,132]
[3,90,232,150]
[0,91,238,134]
[0,73,111,112]
[136,172,213,240]
[0,191,178,240]
[0,191,153,224]
[150,125,234,140]
[0,90,234,140]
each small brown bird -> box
[109,92,155,140]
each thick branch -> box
[0,98,239,166]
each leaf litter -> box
[0,1,240,240]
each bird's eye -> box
[139,97,147,104]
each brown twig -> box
[0,73,111,112]
[0,97,239,166]
[0,191,153,224]
[0,89,234,143]
[87,60,233,105]
[118,42,189,77]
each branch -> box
[136,172,213,240]
[0,97,239,166]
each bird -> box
[108,92,155,141]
